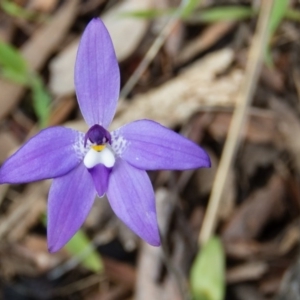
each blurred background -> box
[0,0,299,299]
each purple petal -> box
[75,18,120,128]
[111,119,211,170]
[88,164,111,197]
[0,126,84,184]
[48,163,96,252]
[106,159,160,246]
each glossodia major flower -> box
[0,18,211,252]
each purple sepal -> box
[107,159,160,246]
[75,18,120,128]
[88,164,111,197]
[113,120,211,171]
[47,163,96,252]
[0,126,83,184]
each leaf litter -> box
[1,1,300,299]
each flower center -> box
[84,124,111,148]
[83,125,115,169]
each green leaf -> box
[265,0,289,67]
[0,40,28,74]
[190,237,225,300]
[1,0,37,21]
[0,40,29,85]
[181,0,204,18]
[0,41,50,126]
[1,68,29,85]
[121,9,171,19]
[189,6,255,23]
[268,0,289,37]
[30,76,51,128]
[65,230,104,273]
[265,0,289,68]
[120,0,204,19]
[0,41,50,127]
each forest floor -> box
[0,1,300,299]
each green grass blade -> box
[190,6,255,23]
[0,41,50,127]
[30,76,51,128]
[269,0,289,37]
[181,0,204,18]
[1,68,29,85]
[190,237,225,300]
[120,0,204,19]
[65,230,104,273]
[120,9,171,19]
[0,40,29,84]
[0,40,28,75]
[1,0,37,21]
[265,0,289,67]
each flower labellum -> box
[0,18,211,252]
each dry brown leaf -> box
[261,65,284,92]
[224,240,262,260]
[196,150,235,221]
[48,39,78,96]
[276,256,300,300]
[227,261,268,284]
[222,175,286,241]
[239,143,278,179]
[111,48,241,130]
[20,235,66,272]
[176,21,236,66]
[162,264,187,300]
[117,216,139,252]
[0,13,14,42]
[134,242,163,300]
[0,131,19,163]
[86,285,131,300]
[277,223,300,255]
[0,184,9,207]
[208,109,277,144]
[0,237,66,278]
[0,0,78,120]
[260,274,282,295]
[0,182,47,241]
[102,0,152,61]
[48,96,76,126]
[134,188,173,300]
[164,19,184,60]
[28,0,59,12]
[103,257,136,287]
[84,196,113,229]
[64,119,88,133]
[270,97,300,172]
[225,222,300,261]
[233,284,265,300]
[21,0,78,71]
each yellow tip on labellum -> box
[92,144,106,152]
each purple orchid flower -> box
[0,18,210,252]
